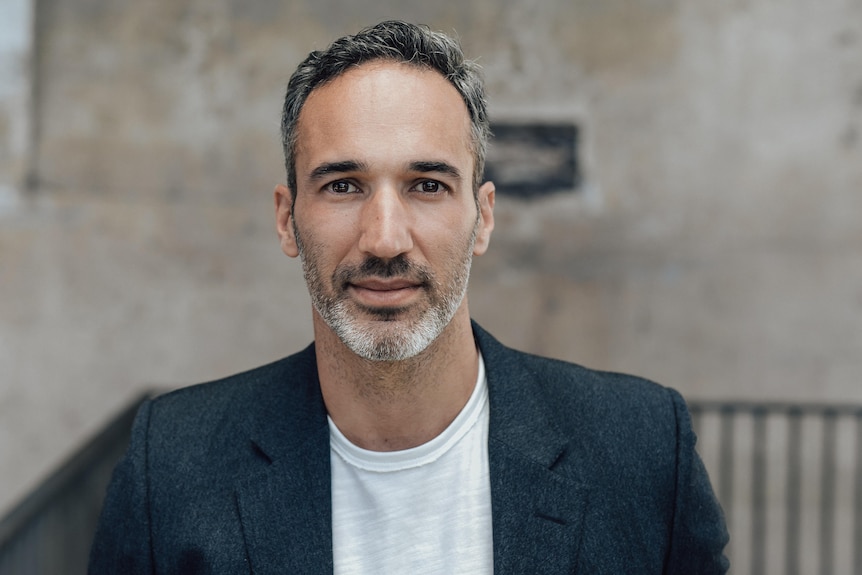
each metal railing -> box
[690,401,862,575]
[0,392,152,575]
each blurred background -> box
[1,0,860,573]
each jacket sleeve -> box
[665,389,730,574]
[88,399,155,575]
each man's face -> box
[275,61,495,361]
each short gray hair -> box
[281,20,490,195]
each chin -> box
[331,309,449,361]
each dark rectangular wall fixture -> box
[484,122,579,198]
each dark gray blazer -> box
[89,323,729,574]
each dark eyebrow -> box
[408,161,463,180]
[308,160,368,181]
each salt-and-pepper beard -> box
[294,215,478,362]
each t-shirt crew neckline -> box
[328,352,487,473]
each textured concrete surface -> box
[2,0,861,538]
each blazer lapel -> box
[475,324,590,575]
[234,345,334,575]
[236,431,332,575]
[489,445,588,574]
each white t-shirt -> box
[329,353,493,575]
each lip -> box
[348,278,423,306]
[351,278,419,291]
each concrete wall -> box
[2,0,861,543]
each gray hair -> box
[281,20,490,195]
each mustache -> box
[334,255,431,287]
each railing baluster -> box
[785,408,802,575]
[751,408,767,575]
[854,410,862,575]
[819,411,837,575]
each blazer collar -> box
[474,322,589,575]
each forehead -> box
[295,61,473,176]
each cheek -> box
[428,216,477,264]
[296,220,353,271]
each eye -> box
[327,180,359,194]
[413,180,445,194]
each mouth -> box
[347,277,424,308]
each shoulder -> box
[517,350,682,421]
[474,321,682,417]
[148,343,318,422]
[133,344,321,478]
[474,321,688,460]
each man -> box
[90,20,728,574]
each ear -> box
[473,180,495,256]
[274,184,299,258]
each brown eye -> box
[419,181,440,193]
[329,181,356,194]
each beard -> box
[295,221,477,362]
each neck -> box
[314,304,479,452]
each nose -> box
[357,186,413,259]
